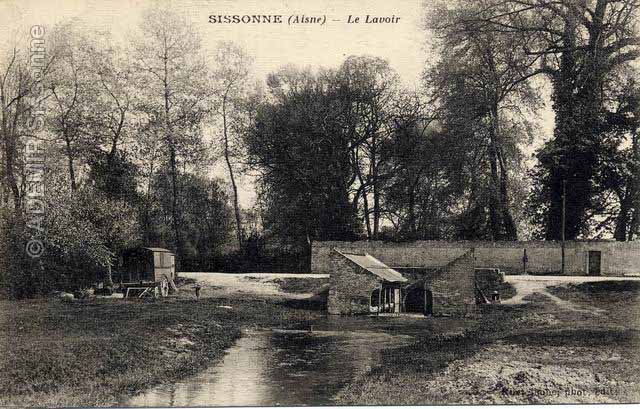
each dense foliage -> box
[1,2,639,296]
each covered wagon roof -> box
[123,247,174,254]
[143,247,174,253]
[337,251,408,283]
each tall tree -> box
[383,119,459,239]
[46,24,102,191]
[464,0,640,239]
[427,0,543,240]
[84,34,137,201]
[1,34,53,209]
[336,56,402,239]
[246,66,360,248]
[211,41,253,249]
[603,77,640,240]
[131,8,210,265]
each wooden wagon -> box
[116,247,176,298]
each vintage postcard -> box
[1,0,639,407]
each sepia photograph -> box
[1,0,640,406]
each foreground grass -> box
[0,295,320,407]
[269,277,330,294]
[337,281,640,404]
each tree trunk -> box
[371,138,380,239]
[0,76,21,212]
[407,183,416,238]
[545,5,608,241]
[162,50,183,271]
[64,133,77,191]
[614,187,631,241]
[2,103,22,209]
[373,180,380,239]
[497,148,518,240]
[105,263,114,288]
[355,165,372,239]
[222,93,243,250]
[2,127,21,209]
[629,130,640,240]
[168,145,184,271]
[630,205,639,241]
[487,114,502,240]
[545,16,581,241]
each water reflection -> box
[124,329,414,406]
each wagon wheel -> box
[160,277,169,297]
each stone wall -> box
[424,250,477,317]
[312,240,640,276]
[326,250,381,315]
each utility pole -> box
[561,179,566,275]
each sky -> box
[0,0,428,85]
[0,0,554,208]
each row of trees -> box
[1,1,639,296]
[245,57,530,248]
[247,0,640,249]
[0,10,252,295]
[437,0,640,240]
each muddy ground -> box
[336,278,640,404]
[0,280,323,407]
[3,272,639,406]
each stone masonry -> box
[325,248,477,317]
[424,250,477,317]
[327,249,382,315]
[312,240,640,276]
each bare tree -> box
[46,24,102,191]
[211,41,253,249]
[131,8,210,264]
[86,36,134,178]
[0,34,54,210]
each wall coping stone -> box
[313,240,640,249]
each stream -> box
[123,316,465,406]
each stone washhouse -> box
[314,240,640,316]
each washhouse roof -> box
[338,251,408,283]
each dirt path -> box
[338,276,640,404]
[179,272,330,300]
[503,275,640,314]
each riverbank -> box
[0,295,321,407]
[4,275,639,406]
[336,280,640,404]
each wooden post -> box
[385,288,389,313]
[393,288,401,313]
[424,287,427,315]
[377,284,382,316]
[106,263,114,288]
[384,288,388,313]
[561,179,566,275]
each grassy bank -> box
[0,295,320,407]
[269,276,330,294]
[337,281,640,404]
